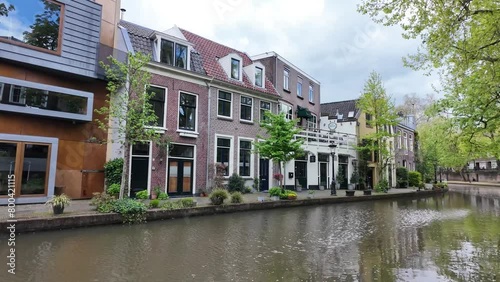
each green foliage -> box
[279,190,297,200]
[253,178,260,191]
[157,192,169,200]
[95,52,160,199]
[375,179,389,193]
[149,199,160,209]
[90,192,116,213]
[209,189,229,205]
[269,187,282,197]
[104,158,123,186]
[408,171,422,187]
[358,0,500,163]
[113,199,147,224]
[22,1,60,50]
[0,3,14,19]
[254,112,304,187]
[244,186,253,194]
[209,163,226,190]
[356,71,399,181]
[396,167,409,188]
[179,198,197,208]
[227,173,245,193]
[45,194,71,207]
[336,165,346,187]
[135,190,149,200]
[230,192,244,204]
[350,166,360,184]
[107,183,120,197]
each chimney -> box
[120,8,126,20]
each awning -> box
[297,106,312,118]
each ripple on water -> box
[397,208,470,229]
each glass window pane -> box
[148,87,165,127]
[231,58,240,80]
[21,144,49,195]
[255,67,263,87]
[132,143,150,156]
[0,0,62,52]
[175,44,187,69]
[169,145,194,158]
[160,40,174,65]
[0,142,17,196]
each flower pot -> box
[288,195,297,200]
[345,190,355,196]
[151,194,158,200]
[296,186,302,192]
[319,186,325,191]
[257,197,265,202]
[271,196,279,201]
[363,190,372,196]
[53,205,65,215]
[348,184,355,191]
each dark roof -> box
[320,99,359,122]
[119,20,206,75]
[180,29,279,97]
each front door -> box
[319,162,328,189]
[168,159,193,195]
[259,158,269,191]
[129,143,150,198]
[295,161,307,190]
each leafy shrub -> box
[244,186,252,194]
[113,199,148,223]
[135,190,148,200]
[149,199,160,209]
[161,201,180,210]
[157,192,169,200]
[107,183,120,196]
[253,178,260,191]
[269,187,282,197]
[396,167,409,188]
[408,171,422,187]
[104,158,123,186]
[179,198,196,208]
[418,181,425,189]
[375,179,389,193]
[227,173,245,192]
[279,190,297,200]
[230,192,244,203]
[90,192,116,213]
[209,189,229,205]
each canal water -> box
[1,189,499,282]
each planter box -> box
[363,190,372,196]
[271,196,280,201]
[319,186,325,191]
[345,190,355,197]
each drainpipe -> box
[205,76,215,191]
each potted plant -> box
[199,189,208,197]
[349,166,359,190]
[152,186,162,200]
[336,166,345,189]
[45,194,71,215]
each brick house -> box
[0,0,120,204]
[395,116,417,172]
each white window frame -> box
[403,132,407,150]
[217,89,233,119]
[409,134,413,152]
[307,114,317,129]
[283,68,290,91]
[255,66,263,87]
[9,85,26,104]
[146,85,168,131]
[177,91,199,134]
[398,130,402,149]
[238,137,254,178]
[279,102,293,120]
[231,58,241,80]
[128,141,153,197]
[240,96,253,122]
[348,111,354,118]
[215,134,234,178]
[0,83,3,101]
[297,77,303,97]
[260,100,271,122]
[308,85,314,102]
[156,36,190,70]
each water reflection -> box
[0,192,499,281]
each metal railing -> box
[294,127,357,149]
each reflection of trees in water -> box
[23,0,61,51]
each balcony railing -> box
[294,127,357,149]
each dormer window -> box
[231,58,240,80]
[255,67,263,87]
[160,39,187,69]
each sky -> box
[0,0,56,41]
[121,0,440,104]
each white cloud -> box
[120,0,438,105]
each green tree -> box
[253,112,304,190]
[0,3,14,20]
[95,52,163,199]
[357,71,399,184]
[23,1,61,50]
[358,0,500,164]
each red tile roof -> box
[180,29,280,97]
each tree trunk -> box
[281,161,286,191]
[120,140,131,199]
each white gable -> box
[162,25,187,41]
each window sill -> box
[240,119,254,125]
[217,116,233,121]
[297,95,304,100]
[309,101,315,105]
[283,89,291,93]
[177,130,199,138]
[145,126,167,133]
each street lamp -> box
[329,143,337,196]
